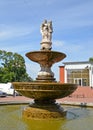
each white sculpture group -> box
[40,20,53,50]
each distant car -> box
[0,83,20,96]
[0,91,7,97]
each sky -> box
[0,0,93,81]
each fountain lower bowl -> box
[13,82,77,100]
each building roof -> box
[63,61,90,65]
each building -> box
[59,61,93,87]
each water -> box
[0,105,93,130]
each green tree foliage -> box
[89,57,93,62]
[0,50,32,83]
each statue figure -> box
[40,20,53,43]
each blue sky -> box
[0,0,93,81]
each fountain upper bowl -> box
[26,51,66,66]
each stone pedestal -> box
[23,101,66,119]
[40,42,52,50]
[36,65,55,81]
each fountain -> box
[13,20,77,119]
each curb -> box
[0,101,30,105]
[57,101,93,108]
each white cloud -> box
[0,24,33,40]
[53,40,65,47]
[0,43,31,53]
[52,40,82,52]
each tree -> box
[89,57,93,62]
[0,50,32,83]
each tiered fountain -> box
[13,20,77,119]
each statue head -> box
[44,19,47,24]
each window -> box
[67,69,89,86]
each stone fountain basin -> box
[26,51,66,66]
[13,82,77,100]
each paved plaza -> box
[0,86,93,107]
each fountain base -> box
[13,82,77,119]
[23,102,66,119]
